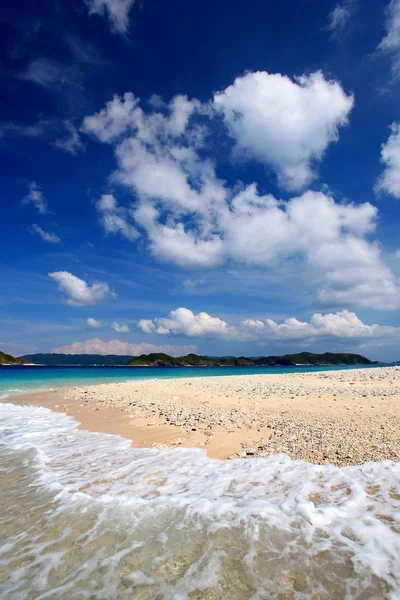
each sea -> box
[0,364,399,599]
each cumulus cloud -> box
[138,307,229,337]
[378,0,400,78]
[87,317,101,328]
[31,224,60,243]
[81,80,400,310]
[111,321,129,333]
[22,181,48,214]
[245,310,398,341]
[51,338,197,356]
[49,271,115,306]
[376,122,400,199]
[96,194,139,241]
[139,307,400,344]
[213,71,353,190]
[84,0,135,34]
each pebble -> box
[64,366,400,467]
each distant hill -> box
[278,352,372,366]
[17,351,373,367]
[20,354,133,366]
[126,353,255,367]
[127,351,372,367]
[0,351,27,365]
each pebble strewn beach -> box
[57,366,400,466]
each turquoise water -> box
[0,363,382,397]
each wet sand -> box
[5,366,400,465]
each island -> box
[0,351,27,365]
[126,351,373,367]
[11,350,374,367]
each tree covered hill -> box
[19,354,133,366]
[127,352,372,367]
[0,351,27,365]
[14,351,373,367]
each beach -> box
[9,365,400,466]
[1,365,400,598]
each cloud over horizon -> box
[138,307,400,345]
[51,338,197,356]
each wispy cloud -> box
[84,0,136,34]
[378,0,400,78]
[0,119,84,155]
[327,2,355,38]
[19,57,82,90]
[22,182,48,215]
[31,224,61,244]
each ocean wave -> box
[0,402,399,599]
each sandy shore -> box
[5,366,400,465]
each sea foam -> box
[0,402,399,599]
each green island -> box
[1,350,374,367]
[126,351,372,367]
[0,351,27,365]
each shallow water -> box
[0,363,381,399]
[0,403,399,599]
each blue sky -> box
[1,0,400,360]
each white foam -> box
[0,402,399,599]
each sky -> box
[1,0,400,361]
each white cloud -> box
[378,0,400,78]
[111,321,129,333]
[138,319,155,334]
[213,71,353,190]
[248,310,397,341]
[87,317,101,328]
[53,121,84,155]
[138,307,229,337]
[84,0,135,34]
[19,58,80,89]
[82,92,140,142]
[96,194,139,241]
[81,83,400,310]
[327,2,354,37]
[22,181,48,214]
[0,119,84,155]
[49,271,115,306]
[31,224,60,244]
[51,338,197,356]
[376,122,400,199]
[0,119,53,140]
[139,307,400,344]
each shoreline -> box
[2,366,399,465]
